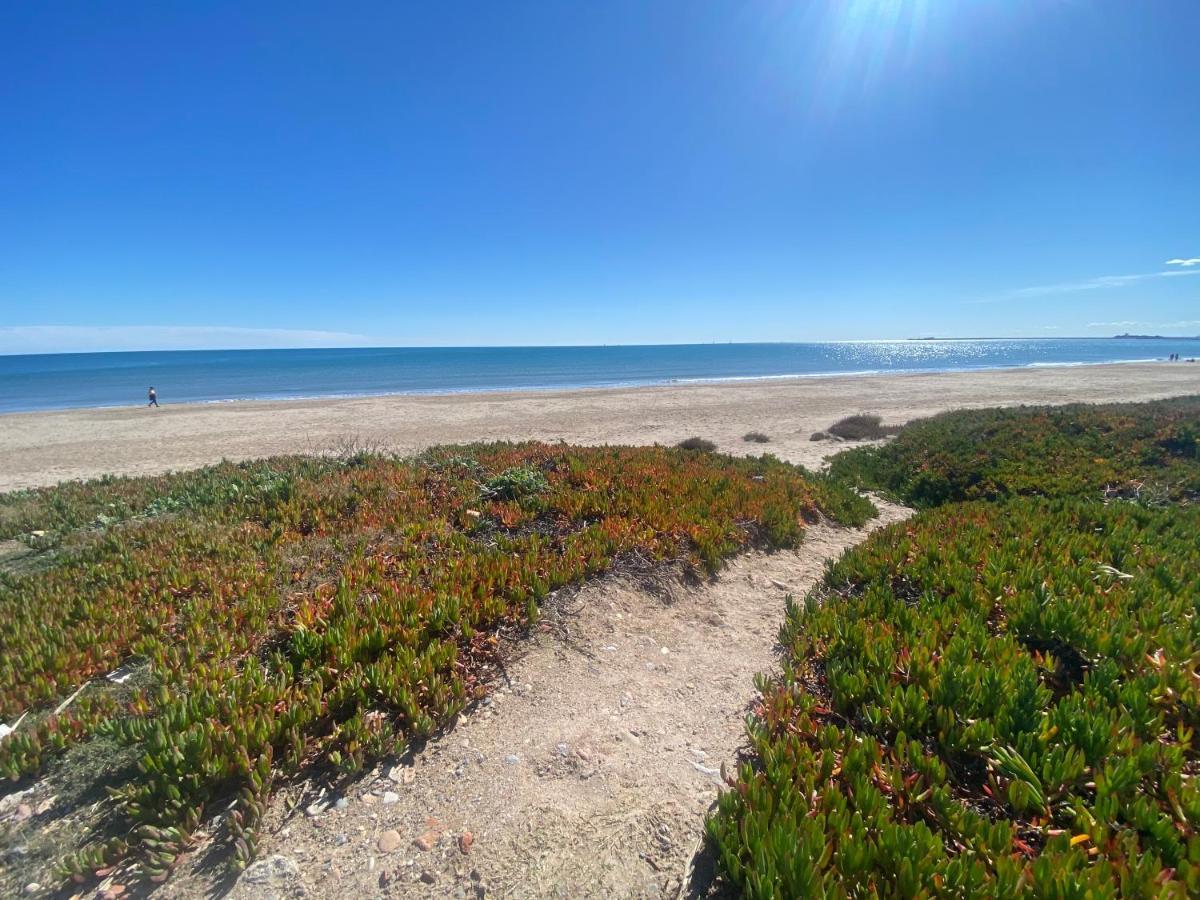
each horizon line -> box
[5,334,1200,357]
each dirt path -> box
[159,499,910,900]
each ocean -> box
[1,339,1198,414]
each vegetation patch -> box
[709,498,1200,896]
[828,397,1200,508]
[710,397,1200,896]
[743,432,771,444]
[0,443,871,889]
[677,437,717,452]
[823,413,903,442]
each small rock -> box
[334,833,349,846]
[420,870,437,884]
[241,854,302,885]
[13,803,32,823]
[361,793,377,805]
[305,801,328,817]
[413,830,440,851]
[769,578,790,591]
[459,831,474,853]
[381,791,400,804]
[33,796,55,816]
[100,886,127,900]
[575,747,592,761]
[554,742,569,756]
[660,646,670,655]
[377,830,403,853]
[334,797,349,811]
[23,884,40,896]
[387,765,415,784]
[504,754,520,765]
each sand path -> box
[154,499,914,900]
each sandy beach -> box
[2,362,1199,492]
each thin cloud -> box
[1166,258,1200,267]
[969,268,1200,303]
[992,269,1200,302]
[1084,320,1200,332]
[0,325,371,355]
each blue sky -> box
[1,1,1197,352]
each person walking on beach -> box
[147,386,159,407]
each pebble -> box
[381,791,400,804]
[377,830,403,853]
[504,754,520,765]
[420,870,437,884]
[305,801,328,817]
[459,831,474,853]
[554,742,569,756]
[413,830,440,851]
[241,854,302,885]
[23,884,39,896]
[334,797,349,811]
[334,833,349,846]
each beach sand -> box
[2,362,1199,492]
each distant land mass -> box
[1114,333,1200,340]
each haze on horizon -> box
[1,1,1197,354]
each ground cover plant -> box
[0,443,872,888]
[743,432,771,444]
[709,498,1200,896]
[828,397,1200,508]
[710,397,1200,896]
[677,437,717,452]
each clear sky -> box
[1,1,1198,352]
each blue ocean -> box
[1,339,1198,414]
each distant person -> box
[148,386,159,407]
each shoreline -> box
[2,361,1199,492]
[0,355,1186,417]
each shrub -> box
[743,432,770,444]
[708,498,1200,896]
[677,437,717,452]
[478,465,549,501]
[825,413,901,441]
[828,397,1200,508]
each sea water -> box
[1,338,1198,414]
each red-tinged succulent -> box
[0,442,871,886]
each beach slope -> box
[2,362,1199,491]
